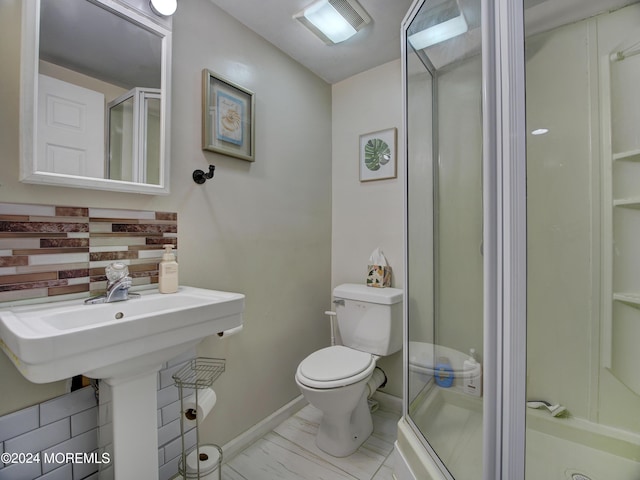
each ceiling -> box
[208,0,637,85]
[208,0,414,84]
[37,0,639,88]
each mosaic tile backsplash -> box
[0,203,177,303]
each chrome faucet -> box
[85,262,139,304]
[104,275,133,302]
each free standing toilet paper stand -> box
[173,357,226,480]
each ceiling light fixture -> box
[408,0,468,50]
[149,0,177,17]
[293,0,372,45]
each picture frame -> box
[359,128,397,182]
[202,69,255,162]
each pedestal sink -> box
[0,286,245,479]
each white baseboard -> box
[372,391,402,414]
[221,395,307,462]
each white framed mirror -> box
[20,0,172,195]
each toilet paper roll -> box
[217,324,243,338]
[185,445,220,476]
[183,388,217,428]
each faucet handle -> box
[106,262,129,283]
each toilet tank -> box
[333,284,403,356]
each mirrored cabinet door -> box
[20,0,172,195]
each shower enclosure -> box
[107,87,161,184]
[398,0,640,479]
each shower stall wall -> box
[398,0,640,479]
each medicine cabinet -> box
[20,0,172,194]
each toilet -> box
[295,283,403,457]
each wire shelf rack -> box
[173,357,226,389]
[172,357,226,480]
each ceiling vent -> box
[293,0,372,45]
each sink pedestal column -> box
[101,370,160,480]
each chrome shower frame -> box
[401,0,528,478]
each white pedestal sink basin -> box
[0,285,245,479]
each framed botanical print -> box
[359,128,397,181]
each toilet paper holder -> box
[173,357,226,480]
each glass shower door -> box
[405,0,485,478]
[107,87,161,183]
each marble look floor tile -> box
[221,401,401,480]
[371,454,395,480]
[273,405,394,480]
[371,409,400,444]
[221,465,249,480]
[227,432,357,480]
[276,404,322,439]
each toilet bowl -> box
[295,345,377,457]
[295,284,403,457]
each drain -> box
[572,474,592,480]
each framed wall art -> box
[202,69,255,162]
[359,127,397,182]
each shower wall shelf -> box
[613,149,640,161]
[612,293,640,307]
[613,199,640,208]
[602,46,640,397]
[173,357,226,480]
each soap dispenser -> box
[463,348,482,397]
[159,244,178,294]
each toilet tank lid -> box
[333,283,403,305]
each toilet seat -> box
[296,345,375,389]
